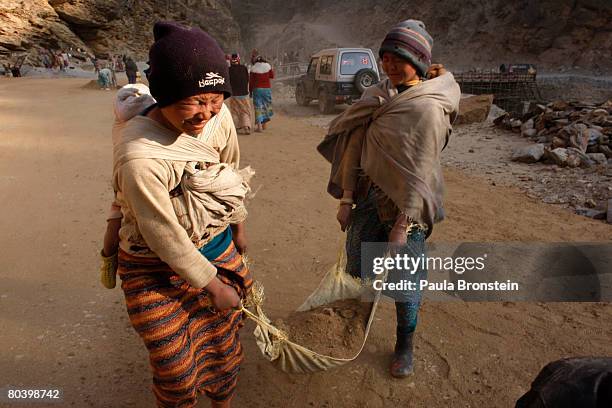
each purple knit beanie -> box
[379,19,433,77]
[148,21,232,107]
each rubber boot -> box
[390,331,414,378]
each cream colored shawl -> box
[318,73,461,233]
[113,108,251,241]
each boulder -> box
[522,128,538,138]
[552,111,570,119]
[456,94,494,125]
[552,136,567,148]
[590,108,608,121]
[567,147,594,168]
[575,207,606,220]
[535,117,547,131]
[568,131,589,152]
[521,118,534,132]
[536,136,549,144]
[548,148,569,166]
[600,145,612,158]
[566,154,582,168]
[587,153,607,165]
[487,104,506,122]
[583,127,602,147]
[550,100,570,111]
[493,112,509,126]
[510,119,523,129]
[511,144,546,163]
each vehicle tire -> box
[318,88,335,114]
[295,83,311,106]
[354,68,379,94]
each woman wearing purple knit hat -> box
[318,19,461,378]
[111,21,252,408]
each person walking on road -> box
[249,56,274,132]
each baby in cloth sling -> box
[99,83,250,288]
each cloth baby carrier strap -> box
[112,117,250,244]
[113,122,221,170]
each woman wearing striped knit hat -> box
[318,20,461,378]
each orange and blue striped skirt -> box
[118,240,252,407]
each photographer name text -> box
[373,279,520,292]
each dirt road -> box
[0,78,610,408]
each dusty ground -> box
[1,77,611,408]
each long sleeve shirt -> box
[229,64,250,97]
[113,105,239,288]
[249,62,274,93]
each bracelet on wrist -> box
[339,197,354,205]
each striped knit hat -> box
[379,19,433,77]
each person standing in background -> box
[61,50,70,70]
[98,64,113,90]
[55,51,65,71]
[124,55,138,84]
[227,53,253,134]
[41,50,51,69]
[249,56,274,132]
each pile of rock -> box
[497,100,612,167]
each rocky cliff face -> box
[232,0,612,74]
[50,0,240,57]
[1,0,610,73]
[0,0,240,64]
[0,0,88,60]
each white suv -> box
[295,48,380,113]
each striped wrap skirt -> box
[118,240,252,407]
[227,95,253,132]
